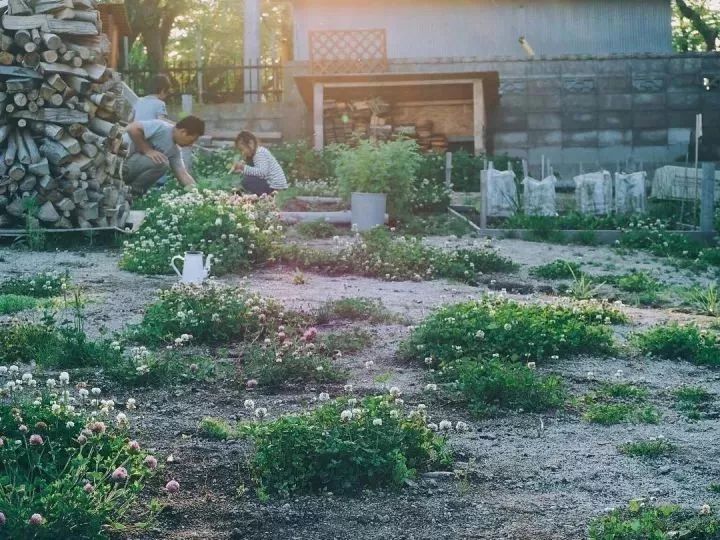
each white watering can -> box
[171,251,213,284]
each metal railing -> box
[121,61,283,104]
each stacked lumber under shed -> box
[0,0,130,230]
[322,97,448,152]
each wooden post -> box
[480,161,489,229]
[472,80,486,155]
[700,162,716,234]
[444,152,452,189]
[313,82,324,151]
[123,36,129,71]
[243,0,261,104]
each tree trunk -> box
[675,0,719,51]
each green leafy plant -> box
[440,359,566,417]
[613,272,661,294]
[583,403,660,425]
[565,267,606,300]
[0,375,162,538]
[0,294,37,315]
[396,214,473,237]
[401,296,626,367]
[618,438,676,459]
[238,394,452,496]
[278,228,516,285]
[674,385,714,420]
[120,189,281,275]
[0,272,68,298]
[321,328,374,354]
[315,297,398,325]
[199,417,233,440]
[589,499,720,539]
[635,323,720,367]
[129,284,284,346]
[104,346,216,388]
[530,260,583,280]
[688,283,719,317]
[335,138,422,219]
[295,221,342,239]
[272,140,338,182]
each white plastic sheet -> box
[487,168,518,217]
[522,175,557,216]
[614,171,647,214]
[574,170,613,216]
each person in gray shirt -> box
[123,116,205,196]
[131,74,170,122]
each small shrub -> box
[295,221,342,239]
[565,271,607,301]
[238,394,452,496]
[613,272,661,294]
[0,272,68,298]
[589,499,720,539]
[408,178,453,214]
[335,138,422,220]
[618,218,706,262]
[687,283,719,317]
[583,403,660,425]
[440,359,566,417]
[402,296,625,366]
[618,438,676,459]
[597,382,648,401]
[120,189,281,275]
[396,214,472,237]
[322,328,373,354]
[130,284,284,345]
[315,297,397,324]
[272,140,337,181]
[674,385,713,420]
[530,260,583,280]
[0,294,37,315]
[0,374,161,538]
[104,346,216,387]
[635,324,720,366]
[199,417,233,440]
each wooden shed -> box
[98,2,131,70]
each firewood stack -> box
[0,0,130,230]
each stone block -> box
[499,78,527,95]
[496,62,529,76]
[527,77,562,95]
[701,56,720,70]
[563,130,598,148]
[633,111,667,129]
[666,92,701,110]
[529,130,562,147]
[528,113,561,130]
[562,94,597,110]
[526,94,562,111]
[527,61,562,75]
[593,59,631,75]
[598,94,632,111]
[632,75,667,93]
[562,112,597,130]
[562,77,595,94]
[597,76,633,93]
[499,95,528,111]
[702,92,720,107]
[495,131,528,149]
[632,93,666,110]
[668,74,702,90]
[669,57,702,74]
[668,127,692,146]
[599,112,632,130]
[633,129,668,146]
[493,110,528,131]
[598,130,631,147]
[558,60,597,74]
[631,59,669,73]
[668,110,697,128]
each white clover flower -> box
[51,404,61,414]
[126,398,137,410]
[340,409,353,422]
[244,399,255,410]
[503,323,512,331]
[78,388,89,398]
[427,423,439,431]
[347,398,357,407]
[455,421,469,432]
[389,409,399,419]
[425,383,438,391]
[439,420,453,431]
[395,398,404,406]
[364,361,374,369]
[343,384,353,393]
[33,399,42,406]
[389,387,401,397]
[21,373,32,383]
[9,365,18,374]
[66,421,75,429]
[475,330,485,340]
[527,362,536,370]
[115,413,128,426]
[59,372,70,384]
[254,407,268,419]
[373,418,383,426]
[318,392,330,402]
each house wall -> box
[292,0,672,61]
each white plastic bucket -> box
[351,192,387,232]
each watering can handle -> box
[171,255,184,277]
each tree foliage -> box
[673,0,720,51]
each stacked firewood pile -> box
[0,0,130,230]
[323,97,448,151]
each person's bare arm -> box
[171,162,196,190]
[126,122,168,165]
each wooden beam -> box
[473,80,486,155]
[322,79,478,89]
[313,82,324,151]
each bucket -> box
[351,192,387,232]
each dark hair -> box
[176,115,205,137]
[235,130,258,150]
[150,74,171,95]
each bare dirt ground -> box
[1,237,719,540]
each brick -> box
[562,94,597,110]
[632,93,666,110]
[526,94,562,112]
[599,112,632,129]
[529,130,562,147]
[631,59,669,73]
[563,130,598,148]
[669,57,702,75]
[668,110,697,128]
[666,92,701,110]
[597,76,633,93]
[562,112,597,130]
[633,111,667,129]
[598,94,632,111]
[493,110,528,131]
[527,78,562,95]
[593,59,631,75]
[633,129,668,146]
[668,74,702,90]
[494,131,528,148]
[527,61,562,75]
[499,95,528,111]
[598,130,631,147]
[668,128,693,145]
[528,113,561,130]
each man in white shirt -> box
[131,74,170,122]
[123,116,205,196]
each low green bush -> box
[0,375,162,538]
[396,214,473,237]
[635,323,720,367]
[583,403,660,425]
[120,189,281,275]
[129,284,284,346]
[618,438,676,459]
[612,272,661,294]
[0,272,68,298]
[401,296,626,366]
[440,359,566,417]
[315,297,398,324]
[674,385,713,420]
[104,346,216,388]
[0,294,37,315]
[589,500,720,539]
[321,328,374,354]
[295,221,342,239]
[530,260,583,280]
[239,395,451,497]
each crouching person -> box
[123,116,205,196]
[232,131,288,196]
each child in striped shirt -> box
[232,131,288,195]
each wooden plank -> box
[313,82,324,150]
[473,80,486,155]
[40,61,88,78]
[1,14,48,30]
[12,108,89,124]
[45,19,99,36]
[0,64,43,79]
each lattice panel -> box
[310,29,388,74]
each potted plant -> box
[335,138,422,231]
